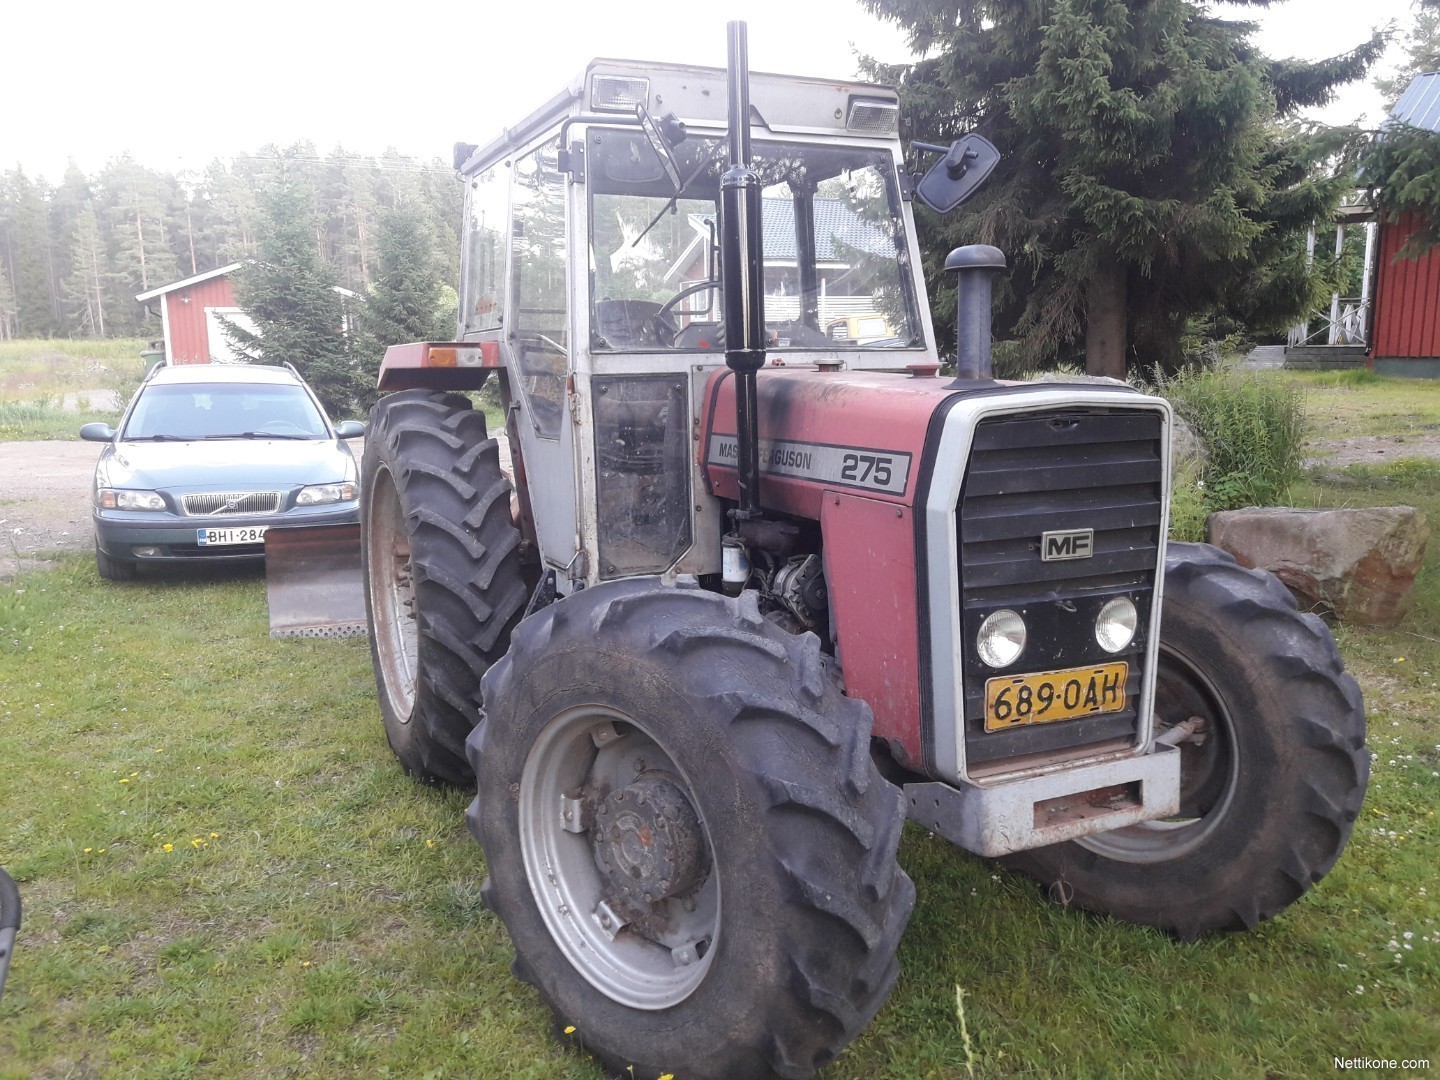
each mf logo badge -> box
[1041,528,1094,561]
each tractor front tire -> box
[1003,542,1369,938]
[467,579,915,1080]
[361,390,527,786]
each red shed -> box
[1370,72,1440,378]
[134,262,257,365]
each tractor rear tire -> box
[361,390,527,786]
[1002,542,1369,939]
[467,579,915,1080]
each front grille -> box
[957,408,1164,770]
[182,492,281,516]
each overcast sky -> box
[4,0,1428,183]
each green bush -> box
[1160,368,1307,514]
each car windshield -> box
[122,383,329,440]
[587,130,920,352]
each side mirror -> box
[334,420,366,440]
[914,134,1001,214]
[636,103,684,194]
[80,422,116,442]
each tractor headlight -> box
[1095,596,1138,653]
[976,609,1027,668]
[97,488,165,511]
[296,482,357,506]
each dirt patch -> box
[0,440,102,578]
[1307,433,1440,470]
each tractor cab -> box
[425,59,939,589]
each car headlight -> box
[976,609,1027,668]
[1095,596,1138,653]
[97,488,166,511]
[296,482,357,506]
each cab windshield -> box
[588,130,919,352]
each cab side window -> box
[510,136,569,438]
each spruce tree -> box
[225,161,368,418]
[1364,0,1440,251]
[861,0,1385,375]
[356,202,454,367]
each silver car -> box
[81,363,364,580]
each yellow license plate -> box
[984,662,1129,732]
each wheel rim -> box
[366,466,418,723]
[1076,643,1239,863]
[519,706,720,1010]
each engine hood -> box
[98,438,356,491]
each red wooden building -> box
[1370,72,1440,378]
[134,262,256,365]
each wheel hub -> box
[591,775,708,905]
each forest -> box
[0,146,462,342]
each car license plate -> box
[196,526,268,546]
[984,662,1128,732]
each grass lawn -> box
[0,339,145,441]
[0,374,1437,1078]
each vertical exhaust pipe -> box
[721,20,765,520]
[944,244,1007,382]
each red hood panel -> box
[701,368,958,519]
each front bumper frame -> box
[902,743,1181,857]
[92,503,360,562]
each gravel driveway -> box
[0,441,102,578]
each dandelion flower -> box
[162,843,173,852]
[564,1025,576,1035]
[425,839,436,849]
[210,832,219,838]
[119,778,130,784]
[84,847,92,854]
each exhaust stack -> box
[721,20,765,520]
[944,244,1007,382]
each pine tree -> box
[226,160,368,418]
[62,202,109,337]
[0,262,17,340]
[861,0,1385,375]
[1,169,59,337]
[1376,0,1440,106]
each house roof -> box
[135,262,243,302]
[761,197,895,262]
[1389,72,1440,133]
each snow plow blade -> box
[264,523,367,639]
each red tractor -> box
[359,24,1367,1079]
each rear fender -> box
[377,340,504,392]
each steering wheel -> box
[648,280,722,347]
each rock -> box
[1207,506,1430,625]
